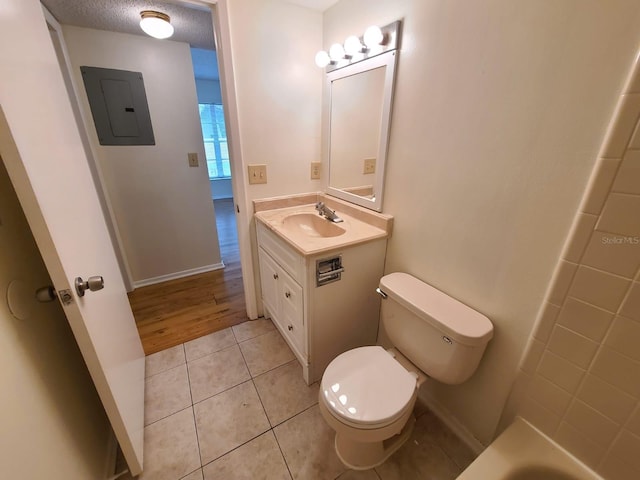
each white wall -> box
[63,26,222,285]
[225,0,323,315]
[0,158,111,479]
[324,0,640,446]
[227,0,323,201]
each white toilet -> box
[318,272,494,470]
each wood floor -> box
[129,198,248,355]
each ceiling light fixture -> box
[139,10,174,40]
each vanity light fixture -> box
[139,10,174,40]
[315,50,331,68]
[329,43,346,61]
[344,35,365,56]
[314,20,400,71]
[363,25,384,48]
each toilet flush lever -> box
[375,288,388,299]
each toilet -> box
[318,272,494,470]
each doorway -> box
[42,0,250,354]
[190,46,240,269]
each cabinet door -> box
[258,248,280,318]
[280,270,305,356]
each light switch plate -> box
[188,152,199,167]
[311,162,321,180]
[248,164,267,184]
[363,158,376,174]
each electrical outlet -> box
[311,162,321,180]
[188,152,199,167]
[363,158,376,174]
[248,164,267,184]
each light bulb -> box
[140,11,174,39]
[315,50,331,67]
[363,25,384,48]
[329,43,345,61]
[344,35,363,56]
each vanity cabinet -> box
[256,220,387,384]
[258,248,305,359]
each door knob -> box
[75,276,104,297]
[35,285,57,303]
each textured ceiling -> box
[42,0,216,50]
[42,0,341,50]
[286,0,339,11]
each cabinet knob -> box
[285,291,291,298]
[288,325,293,331]
[273,273,279,280]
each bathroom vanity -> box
[252,22,399,384]
[254,194,393,384]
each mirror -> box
[326,50,397,212]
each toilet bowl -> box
[319,272,494,470]
[318,345,426,469]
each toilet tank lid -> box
[379,272,493,346]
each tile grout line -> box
[247,364,295,477]
[144,362,187,381]
[144,344,188,379]
[557,261,640,460]
[270,412,296,480]
[231,318,275,343]
[183,328,238,363]
[147,321,341,480]
[199,326,293,478]
[198,429,276,472]
[183,343,205,471]
[236,325,295,479]
[178,466,202,480]
[143,404,194,429]
[188,351,299,408]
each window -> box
[198,103,230,179]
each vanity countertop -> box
[254,194,393,256]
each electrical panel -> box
[81,66,155,146]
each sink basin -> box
[282,213,346,238]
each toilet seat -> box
[320,346,417,429]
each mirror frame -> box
[325,49,397,212]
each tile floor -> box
[123,318,476,480]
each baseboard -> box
[133,262,225,288]
[418,390,486,455]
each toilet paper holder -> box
[316,256,344,287]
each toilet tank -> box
[379,273,493,385]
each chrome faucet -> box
[315,201,343,223]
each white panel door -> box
[0,1,145,475]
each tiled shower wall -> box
[510,61,640,479]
